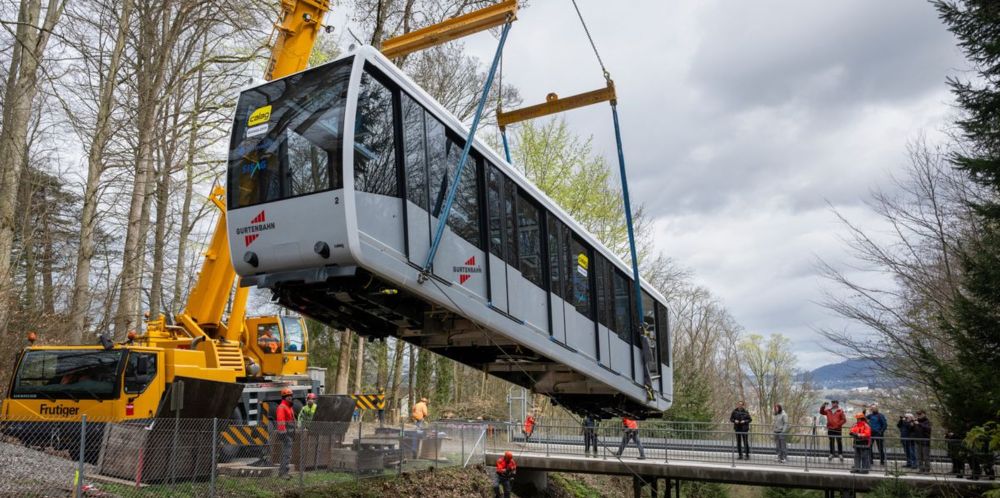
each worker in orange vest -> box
[523,412,536,442]
[494,450,517,498]
[615,417,646,459]
[276,388,296,478]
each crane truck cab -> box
[4,344,165,422]
[246,315,308,377]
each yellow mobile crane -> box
[1,0,333,454]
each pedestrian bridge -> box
[483,423,996,497]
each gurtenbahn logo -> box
[236,210,276,246]
[453,256,482,284]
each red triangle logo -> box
[459,274,470,284]
[251,210,266,224]
[465,256,475,266]
[245,234,259,246]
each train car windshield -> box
[10,350,124,400]
[228,58,353,209]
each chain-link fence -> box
[0,416,489,497]
[486,420,998,479]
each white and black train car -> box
[226,46,671,417]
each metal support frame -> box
[421,21,513,278]
[382,0,518,59]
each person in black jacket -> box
[730,401,753,460]
[913,410,932,473]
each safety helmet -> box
[280,388,293,397]
[307,393,318,400]
[504,451,513,460]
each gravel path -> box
[0,440,96,497]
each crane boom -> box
[265,0,332,81]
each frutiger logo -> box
[40,404,80,417]
[236,210,276,246]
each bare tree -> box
[819,140,981,403]
[0,0,67,334]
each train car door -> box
[509,188,548,334]
[401,94,431,267]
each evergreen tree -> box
[930,0,1000,432]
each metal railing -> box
[0,415,488,497]
[484,421,998,478]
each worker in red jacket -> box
[523,412,536,442]
[276,388,296,478]
[615,417,646,460]
[494,451,516,498]
[849,412,872,474]
[820,400,847,461]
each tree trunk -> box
[0,0,66,335]
[408,344,415,413]
[68,0,132,341]
[114,0,192,337]
[40,186,54,315]
[334,329,353,394]
[353,335,365,393]
[389,338,404,423]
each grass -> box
[96,471,357,497]
[550,473,605,498]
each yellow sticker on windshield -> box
[577,253,589,270]
[248,105,272,127]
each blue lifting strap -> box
[611,100,655,399]
[501,127,512,164]
[421,21,513,280]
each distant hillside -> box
[800,358,897,389]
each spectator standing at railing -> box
[582,415,598,457]
[276,388,296,479]
[849,412,872,474]
[946,430,966,477]
[773,404,789,463]
[615,417,646,459]
[968,431,996,480]
[867,403,887,466]
[494,450,517,498]
[820,400,846,462]
[898,413,917,468]
[913,410,933,473]
[730,401,752,460]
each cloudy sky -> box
[343,1,967,368]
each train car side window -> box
[354,71,398,197]
[445,137,482,248]
[401,94,427,209]
[612,270,632,341]
[641,291,659,374]
[124,352,157,395]
[487,165,504,258]
[569,236,593,318]
[595,256,611,328]
[656,302,670,367]
[516,191,543,287]
[504,177,518,264]
[427,115,447,216]
[547,216,564,298]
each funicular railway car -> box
[226,46,672,417]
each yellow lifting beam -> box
[381,0,518,59]
[497,79,616,130]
